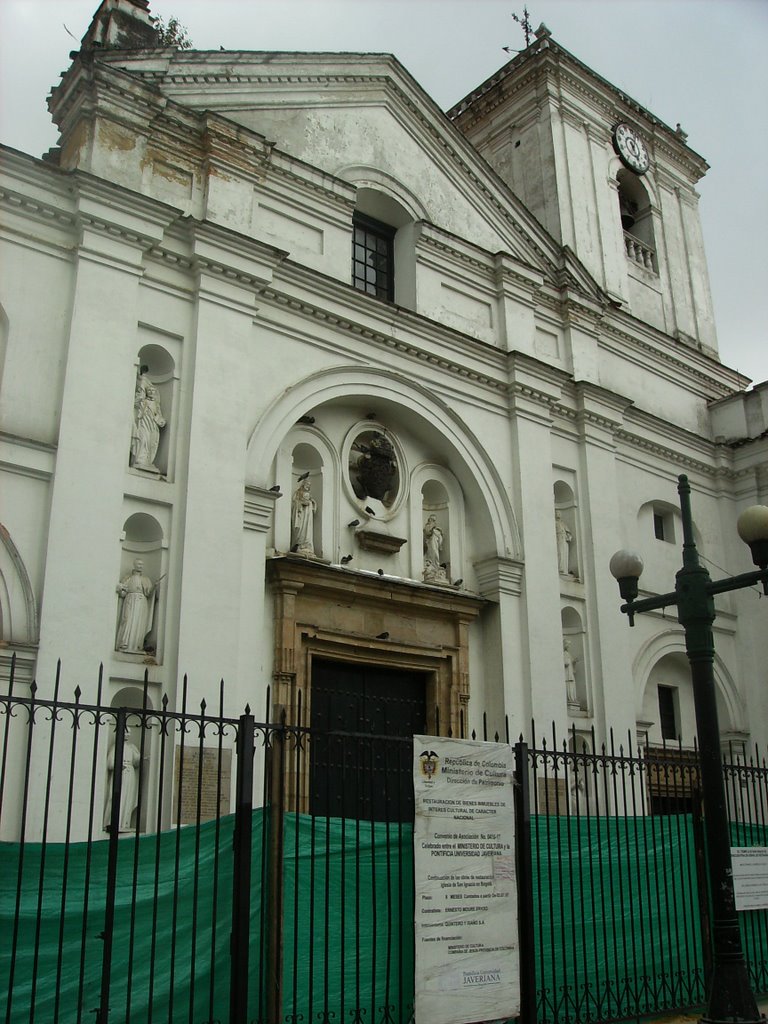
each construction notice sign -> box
[413,736,520,1024]
[732,847,768,911]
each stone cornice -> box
[449,37,709,183]
[266,257,510,384]
[267,553,486,614]
[615,429,720,477]
[260,283,510,395]
[574,380,633,423]
[0,183,76,234]
[599,316,748,399]
[0,431,57,483]
[417,222,548,297]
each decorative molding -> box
[473,556,524,599]
[0,522,39,645]
[355,530,407,555]
[0,186,76,232]
[266,555,485,748]
[259,285,510,394]
[244,485,281,532]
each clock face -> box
[613,123,650,175]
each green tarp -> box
[282,813,414,1023]
[2,815,239,1023]
[1,811,413,1023]
[531,813,705,1020]
[2,812,766,1023]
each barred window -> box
[352,213,395,301]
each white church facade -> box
[1,0,766,836]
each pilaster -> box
[508,358,568,730]
[174,228,285,705]
[36,191,171,687]
[573,382,637,739]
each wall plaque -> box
[173,746,232,824]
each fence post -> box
[514,740,536,1022]
[230,711,255,1024]
[691,788,714,983]
[265,706,286,1023]
[96,707,126,1024]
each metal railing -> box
[1,661,766,1023]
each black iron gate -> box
[1,662,767,1023]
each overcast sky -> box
[1,0,765,385]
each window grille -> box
[352,213,395,300]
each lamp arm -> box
[620,589,677,619]
[707,568,768,597]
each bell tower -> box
[449,24,718,358]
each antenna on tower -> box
[511,7,533,47]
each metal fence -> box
[1,661,767,1023]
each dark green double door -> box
[309,658,426,822]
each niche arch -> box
[633,630,744,741]
[116,513,166,659]
[0,522,38,646]
[246,365,520,561]
[103,686,153,834]
[616,167,658,271]
[271,424,340,559]
[554,479,579,578]
[561,605,586,710]
[411,462,466,585]
[130,345,176,478]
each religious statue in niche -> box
[115,558,161,653]
[130,366,166,473]
[555,511,573,576]
[563,639,579,706]
[423,516,449,585]
[103,727,142,833]
[350,430,399,507]
[291,479,317,557]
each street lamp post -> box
[609,474,768,1024]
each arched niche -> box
[103,686,153,834]
[553,480,579,578]
[130,345,175,479]
[639,652,692,745]
[617,168,657,272]
[412,465,466,587]
[0,522,38,646]
[271,422,340,558]
[636,498,705,597]
[289,442,325,559]
[116,513,165,659]
[561,606,586,711]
